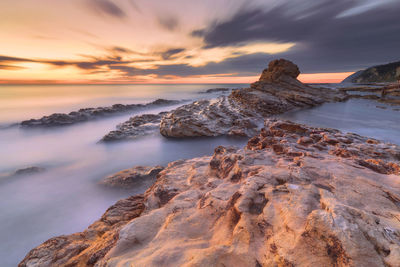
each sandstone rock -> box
[100,166,164,188]
[160,97,260,137]
[19,195,145,267]
[21,120,400,267]
[20,99,180,127]
[101,112,166,142]
[259,58,300,83]
[160,59,347,138]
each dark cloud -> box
[0,65,26,70]
[193,0,400,72]
[108,46,135,54]
[157,15,179,31]
[160,48,185,60]
[87,0,126,18]
[0,55,34,63]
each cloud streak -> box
[87,0,126,18]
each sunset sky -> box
[0,0,399,84]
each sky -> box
[0,0,399,84]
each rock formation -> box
[20,119,400,267]
[199,88,231,94]
[99,166,164,188]
[342,60,400,83]
[160,97,260,137]
[13,166,45,176]
[160,59,347,138]
[20,99,180,127]
[101,112,167,142]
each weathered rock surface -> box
[160,97,260,137]
[99,166,164,188]
[199,88,231,94]
[160,59,347,137]
[101,112,167,142]
[20,99,180,127]
[19,195,145,267]
[21,120,400,267]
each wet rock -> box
[13,166,45,176]
[20,99,180,127]
[200,88,231,94]
[22,120,400,266]
[100,166,164,188]
[160,59,347,137]
[101,112,166,142]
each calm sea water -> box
[0,83,399,266]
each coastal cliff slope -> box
[20,120,400,267]
[342,61,400,83]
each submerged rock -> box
[13,166,45,176]
[100,166,164,188]
[20,99,180,127]
[21,120,400,266]
[160,59,347,137]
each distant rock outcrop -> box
[160,59,347,138]
[342,61,400,83]
[20,99,180,127]
[20,119,400,267]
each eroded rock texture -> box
[101,113,167,142]
[160,59,347,137]
[100,166,164,188]
[19,196,145,267]
[21,120,400,267]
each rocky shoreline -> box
[18,59,400,266]
[20,99,181,127]
[102,59,347,141]
[20,119,400,266]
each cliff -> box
[342,61,400,83]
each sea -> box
[0,83,399,266]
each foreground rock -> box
[160,59,347,137]
[99,166,164,188]
[19,195,144,267]
[21,119,400,267]
[20,99,180,127]
[101,112,167,142]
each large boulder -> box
[259,58,300,83]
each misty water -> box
[0,84,399,266]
